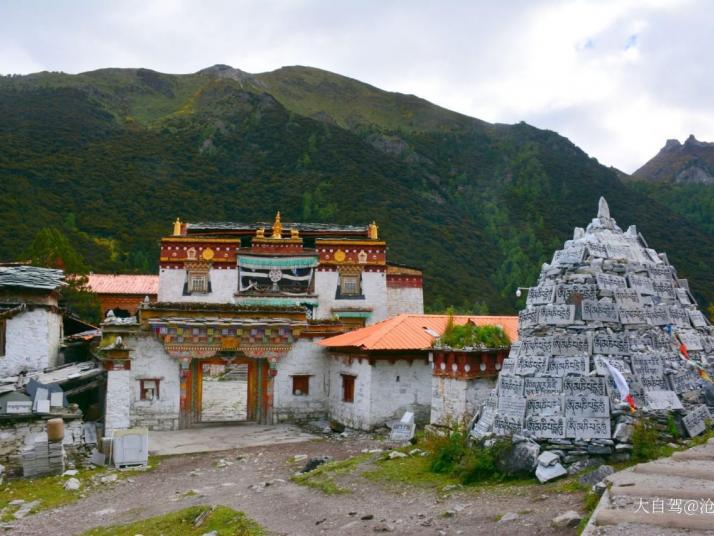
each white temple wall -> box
[369,359,432,425]
[105,370,131,435]
[314,271,388,325]
[327,356,373,430]
[387,286,424,317]
[158,268,237,303]
[0,308,62,377]
[128,336,181,431]
[273,339,329,422]
[430,376,496,426]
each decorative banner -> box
[493,413,524,436]
[526,395,562,417]
[613,289,641,306]
[516,355,549,376]
[552,335,590,356]
[619,307,648,325]
[596,273,627,292]
[582,301,619,322]
[563,376,607,397]
[563,395,610,418]
[593,333,631,355]
[627,274,655,295]
[525,416,566,439]
[546,356,589,377]
[565,417,611,439]
[527,286,556,306]
[682,405,712,438]
[555,284,597,304]
[498,375,524,397]
[520,337,553,356]
[524,377,563,397]
[644,390,683,410]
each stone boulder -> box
[497,441,540,475]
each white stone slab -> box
[682,405,712,438]
[526,395,562,417]
[551,335,590,356]
[563,395,610,418]
[596,273,627,292]
[546,356,589,377]
[565,417,611,439]
[526,416,566,439]
[539,305,575,326]
[644,390,683,410]
[562,376,607,397]
[516,355,549,376]
[524,377,563,397]
[527,285,555,306]
[582,301,619,322]
[593,333,630,355]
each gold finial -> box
[271,211,283,239]
[290,226,299,239]
[256,226,265,239]
[368,221,379,240]
[173,218,182,236]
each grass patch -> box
[80,505,263,536]
[0,456,161,521]
[364,452,460,491]
[291,454,371,495]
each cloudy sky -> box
[2,0,711,172]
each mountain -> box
[2,65,714,313]
[633,135,714,185]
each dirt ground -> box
[7,436,585,535]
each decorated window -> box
[139,379,160,401]
[292,375,310,396]
[341,374,355,403]
[188,271,209,294]
[340,275,361,296]
[0,319,5,357]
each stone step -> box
[594,508,714,531]
[607,470,714,500]
[633,459,714,481]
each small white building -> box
[0,265,65,378]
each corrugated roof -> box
[0,266,65,291]
[320,314,519,351]
[87,274,159,295]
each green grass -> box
[363,453,461,490]
[80,505,263,536]
[0,456,160,521]
[290,454,371,495]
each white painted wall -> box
[327,356,372,430]
[0,309,62,377]
[273,339,329,423]
[387,287,424,317]
[430,376,496,426]
[369,359,432,425]
[158,268,237,303]
[105,369,131,435]
[315,271,388,325]
[129,336,181,431]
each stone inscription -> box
[596,273,627,292]
[520,337,553,356]
[613,289,640,306]
[539,305,575,326]
[516,355,549,376]
[644,390,683,410]
[552,335,590,356]
[627,274,655,295]
[526,395,562,417]
[527,285,555,306]
[555,284,597,304]
[493,414,524,436]
[565,417,611,439]
[594,356,631,376]
[682,405,712,438]
[582,300,619,322]
[546,356,589,377]
[593,333,630,355]
[524,377,563,397]
[498,376,524,397]
[563,376,607,397]
[525,416,566,439]
[498,396,527,419]
[563,395,610,418]
[619,307,648,325]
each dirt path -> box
[8,438,584,535]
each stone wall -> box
[105,369,131,435]
[315,271,389,325]
[369,359,431,425]
[387,286,424,317]
[0,417,83,477]
[0,308,62,377]
[273,340,329,423]
[430,376,496,426]
[327,355,373,430]
[158,267,238,303]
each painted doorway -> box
[199,359,250,422]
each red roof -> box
[320,314,518,351]
[87,274,159,296]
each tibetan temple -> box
[98,214,425,432]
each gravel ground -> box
[7,437,584,535]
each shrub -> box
[439,321,511,349]
[631,418,660,462]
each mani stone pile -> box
[473,198,714,473]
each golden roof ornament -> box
[173,218,182,236]
[256,227,265,239]
[368,221,379,240]
[271,211,283,239]
[290,226,299,239]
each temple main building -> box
[99,214,425,432]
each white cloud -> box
[0,0,711,172]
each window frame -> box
[341,374,356,403]
[291,374,311,396]
[139,378,161,401]
[188,271,209,294]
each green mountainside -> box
[2,65,714,313]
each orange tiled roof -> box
[320,314,518,351]
[87,274,159,296]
